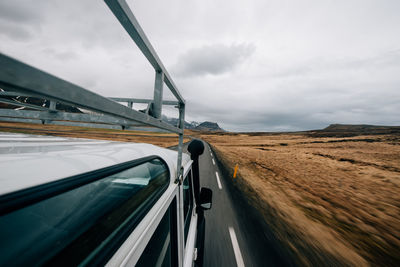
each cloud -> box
[0,22,33,41]
[42,48,79,61]
[262,49,400,80]
[0,1,45,42]
[1,0,399,132]
[342,49,400,70]
[0,1,43,24]
[174,43,255,77]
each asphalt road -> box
[196,141,294,267]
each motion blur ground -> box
[197,142,293,267]
[199,130,400,266]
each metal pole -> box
[153,70,164,119]
[104,0,185,104]
[173,103,185,267]
[45,100,57,124]
[176,103,185,182]
[49,100,56,111]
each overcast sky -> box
[1,0,399,131]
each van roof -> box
[0,133,189,195]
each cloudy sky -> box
[1,0,399,131]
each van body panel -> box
[0,133,190,195]
[0,133,204,267]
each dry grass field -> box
[199,131,400,266]
[0,122,189,147]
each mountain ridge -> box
[162,116,224,131]
[308,123,400,137]
[194,121,224,131]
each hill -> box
[309,124,400,137]
[324,124,400,132]
[194,121,224,132]
[161,115,199,129]
[162,116,224,131]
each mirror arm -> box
[188,139,204,205]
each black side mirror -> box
[199,187,212,210]
[188,139,205,159]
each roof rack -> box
[0,0,186,180]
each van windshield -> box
[0,157,169,266]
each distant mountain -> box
[194,121,224,132]
[324,124,400,132]
[161,115,200,129]
[309,124,400,137]
[162,116,224,131]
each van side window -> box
[136,198,178,267]
[0,158,169,266]
[183,170,193,243]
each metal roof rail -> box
[0,0,186,179]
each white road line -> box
[212,159,215,165]
[215,172,222,189]
[210,153,213,158]
[229,227,245,267]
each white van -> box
[0,133,212,266]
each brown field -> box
[198,132,400,266]
[0,122,189,147]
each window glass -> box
[136,198,177,267]
[183,170,193,243]
[0,158,169,266]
